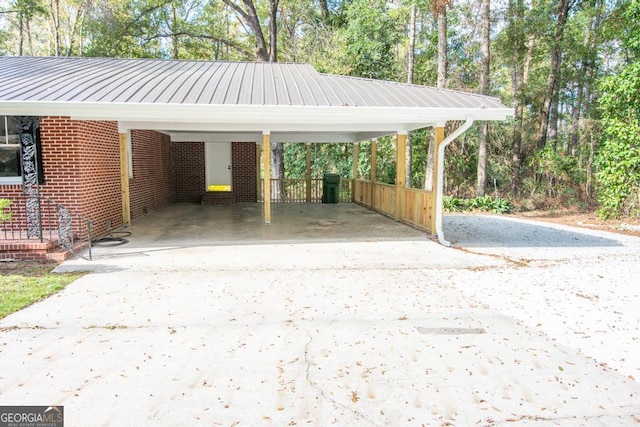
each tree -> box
[433,0,453,88]
[222,0,279,61]
[476,0,490,197]
[406,2,417,186]
[534,0,575,149]
[337,0,401,80]
[595,0,640,218]
[423,0,452,191]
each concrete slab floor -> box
[1,205,640,426]
[103,202,429,248]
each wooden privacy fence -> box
[257,177,434,233]
[259,178,352,203]
[353,179,434,233]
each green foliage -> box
[595,115,640,218]
[0,199,11,223]
[336,0,402,80]
[443,195,513,214]
[530,145,584,197]
[595,0,640,219]
[283,143,354,179]
[443,195,465,212]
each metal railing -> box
[259,178,352,203]
[0,195,92,260]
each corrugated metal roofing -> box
[0,56,507,109]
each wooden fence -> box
[257,177,434,233]
[259,178,352,203]
[353,179,434,233]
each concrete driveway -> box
[1,204,639,426]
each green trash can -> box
[322,174,340,204]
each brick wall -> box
[1,118,174,241]
[76,120,121,236]
[129,130,172,218]
[172,142,205,202]
[171,141,257,203]
[0,117,85,235]
[232,142,257,202]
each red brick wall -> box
[1,118,173,240]
[129,130,172,218]
[232,142,257,202]
[0,117,85,235]
[76,121,121,236]
[172,142,205,202]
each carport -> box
[0,57,512,245]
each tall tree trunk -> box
[437,10,447,88]
[476,0,491,197]
[66,1,87,56]
[426,5,448,190]
[49,0,61,56]
[18,16,24,55]
[172,4,179,59]
[570,82,583,154]
[406,4,417,187]
[222,0,269,61]
[549,94,559,148]
[534,0,572,149]
[268,0,278,62]
[510,0,534,195]
[407,4,416,84]
[571,6,601,154]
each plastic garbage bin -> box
[322,174,340,204]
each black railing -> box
[0,195,92,260]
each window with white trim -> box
[0,116,21,181]
[0,116,44,185]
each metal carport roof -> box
[0,56,512,142]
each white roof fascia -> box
[170,131,363,144]
[1,101,513,128]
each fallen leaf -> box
[351,391,359,403]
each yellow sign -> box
[207,185,231,192]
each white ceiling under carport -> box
[0,56,513,142]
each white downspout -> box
[436,116,475,246]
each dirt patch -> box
[512,209,640,237]
[0,260,59,276]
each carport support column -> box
[118,132,131,226]
[370,139,377,207]
[352,143,359,202]
[263,132,271,224]
[306,143,312,203]
[395,132,407,220]
[256,143,262,202]
[430,126,445,234]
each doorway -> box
[205,142,232,191]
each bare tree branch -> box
[141,31,253,59]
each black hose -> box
[92,231,131,246]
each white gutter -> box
[435,116,475,246]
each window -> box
[0,116,21,182]
[0,116,44,185]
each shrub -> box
[443,195,513,214]
[0,199,11,223]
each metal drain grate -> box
[417,327,486,335]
